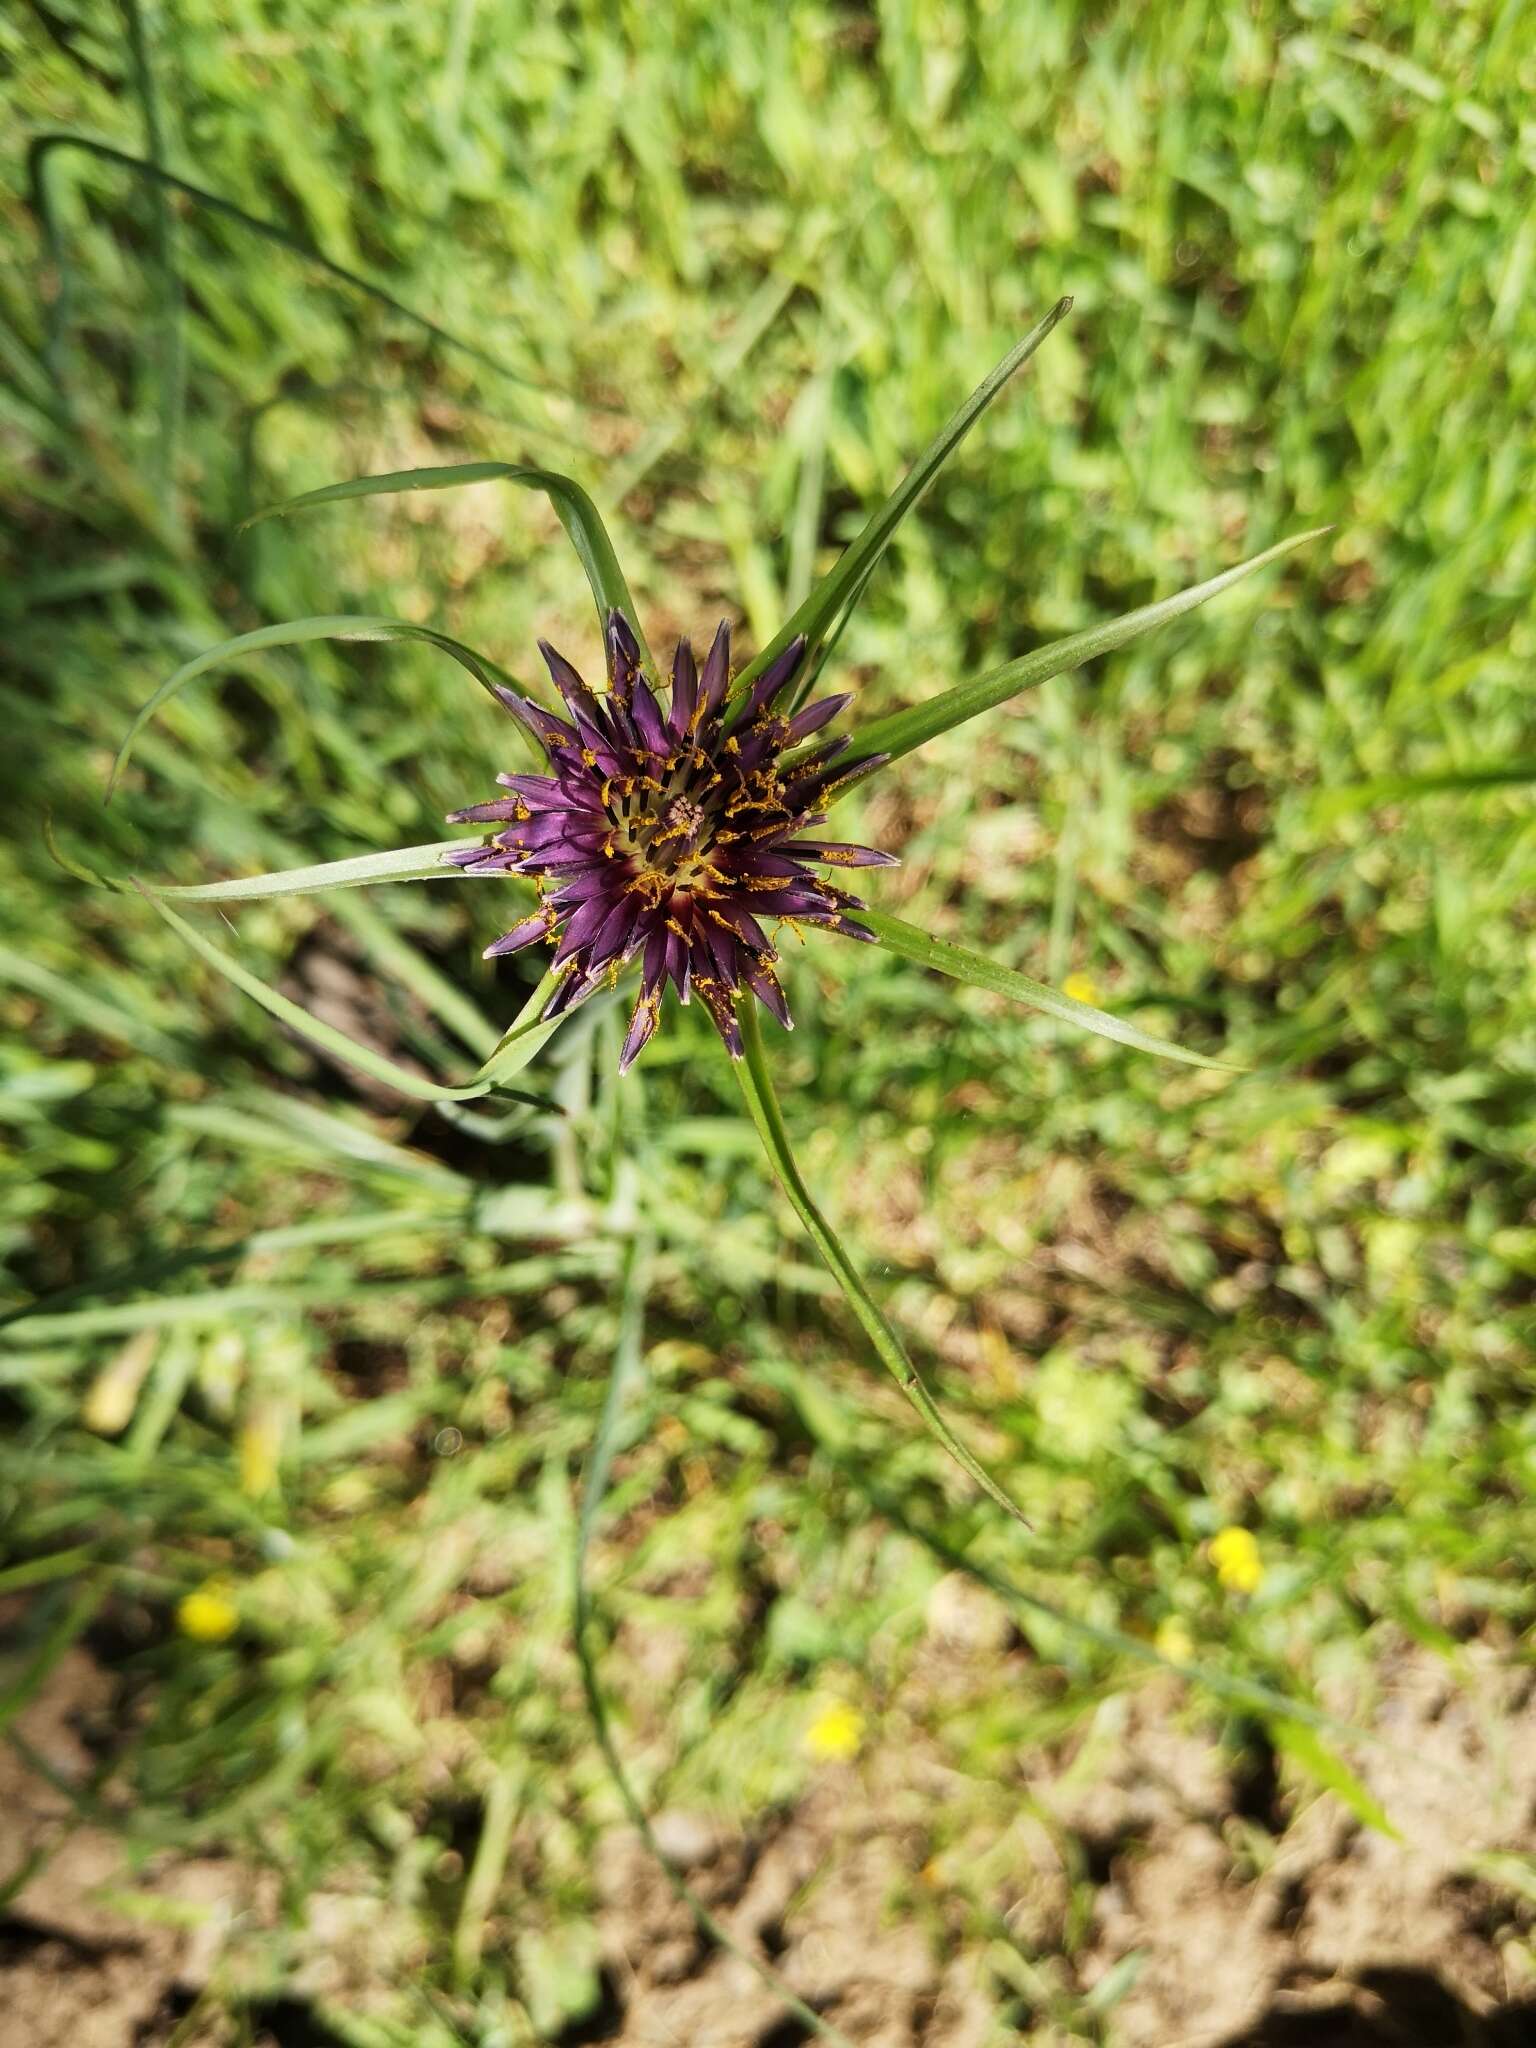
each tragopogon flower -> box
[444,611,896,1070]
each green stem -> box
[732,1001,1034,1537]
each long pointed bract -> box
[732,299,1072,703]
[732,1000,1035,1535]
[831,528,1332,775]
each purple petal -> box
[587,896,640,970]
[704,896,771,953]
[606,609,643,701]
[664,926,692,1003]
[784,841,899,869]
[495,774,592,810]
[668,639,698,737]
[446,798,528,824]
[629,678,670,758]
[483,913,550,960]
[744,958,793,1029]
[694,977,743,1057]
[552,894,614,968]
[699,620,732,716]
[618,987,661,1073]
[785,693,851,742]
[741,635,806,723]
[492,687,578,753]
[538,639,594,711]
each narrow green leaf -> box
[120,0,184,518]
[238,464,650,669]
[733,1002,1034,1535]
[836,528,1331,771]
[0,1547,98,1597]
[861,910,1240,1070]
[108,615,525,798]
[133,884,497,1102]
[1314,761,1536,814]
[477,969,568,1085]
[0,1209,462,1336]
[1269,1717,1401,1840]
[733,301,1071,700]
[131,840,485,903]
[27,134,560,402]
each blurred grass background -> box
[2,1,1535,2041]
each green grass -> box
[3,1,1535,2040]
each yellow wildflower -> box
[803,1698,865,1762]
[1209,1525,1264,1595]
[1061,972,1098,1005]
[177,1582,239,1643]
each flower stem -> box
[733,1001,1034,1536]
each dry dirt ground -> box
[5,1642,1536,2048]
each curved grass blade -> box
[26,134,561,404]
[861,910,1241,1071]
[107,614,527,798]
[573,1237,858,2048]
[134,884,556,1104]
[733,1001,1033,1536]
[238,464,650,669]
[732,299,1072,702]
[835,528,1332,772]
[121,0,184,516]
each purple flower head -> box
[445,611,895,1071]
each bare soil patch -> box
[5,1642,1535,2045]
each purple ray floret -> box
[446,611,894,1071]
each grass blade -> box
[732,300,1072,700]
[836,528,1331,771]
[733,1001,1034,1536]
[120,0,184,519]
[1314,761,1536,813]
[107,615,527,798]
[238,464,651,668]
[27,134,561,404]
[476,969,569,1086]
[861,910,1241,1070]
[572,1237,857,2048]
[134,884,501,1102]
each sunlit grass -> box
[3,1,1534,2038]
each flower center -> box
[663,795,707,844]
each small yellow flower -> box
[177,1582,239,1643]
[803,1698,865,1762]
[1155,1616,1195,1665]
[1061,972,1098,1005]
[1209,1525,1264,1596]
